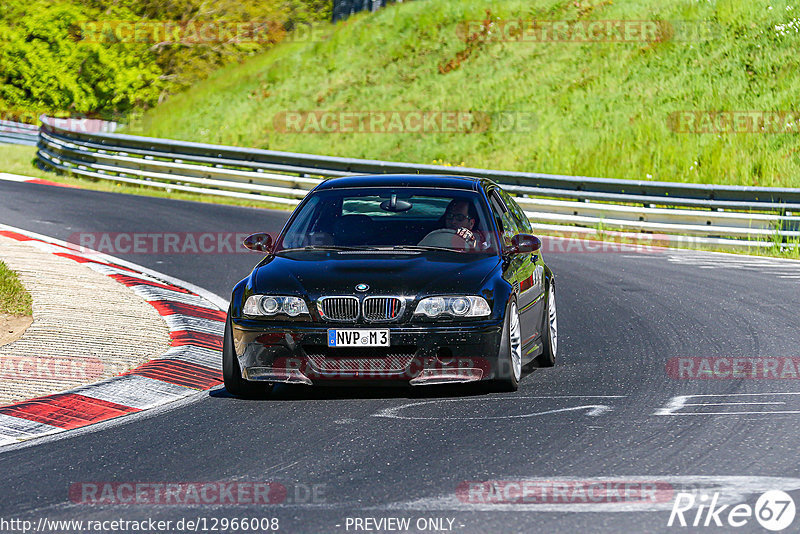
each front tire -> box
[536,280,557,367]
[494,299,522,392]
[223,312,272,398]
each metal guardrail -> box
[0,120,39,146]
[332,0,401,23]
[34,115,800,249]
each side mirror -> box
[243,232,273,253]
[509,234,541,254]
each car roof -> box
[313,174,487,192]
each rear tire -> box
[536,280,557,368]
[223,312,272,398]
[494,299,521,392]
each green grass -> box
[0,145,294,211]
[0,260,32,316]
[131,0,800,188]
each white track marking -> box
[683,402,786,406]
[376,476,800,513]
[130,285,220,308]
[663,250,800,281]
[159,346,222,370]
[0,414,62,441]
[163,314,225,336]
[655,393,800,416]
[373,396,626,420]
[0,387,214,454]
[72,375,198,410]
[0,173,35,182]
[84,262,168,282]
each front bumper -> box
[230,319,504,386]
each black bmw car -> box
[223,174,557,396]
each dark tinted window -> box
[499,188,532,233]
[277,188,499,253]
[488,189,520,247]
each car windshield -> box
[275,187,499,253]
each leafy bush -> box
[0,0,330,120]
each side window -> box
[499,189,532,233]
[488,190,520,246]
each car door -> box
[497,188,545,353]
[487,188,538,353]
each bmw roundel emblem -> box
[355,283,369,292]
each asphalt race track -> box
[2,180,800,533]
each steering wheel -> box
[417,228,477,250]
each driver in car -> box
[418,199,483,249]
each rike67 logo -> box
[668,490,796,531]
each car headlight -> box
[243,295,309,317]
[413,296,491,318]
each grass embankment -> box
[0,260,31,317]
[132,0,800,188]
[0,259,32,347]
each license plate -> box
[327,329,390,347]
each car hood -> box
[252,250,500,297]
